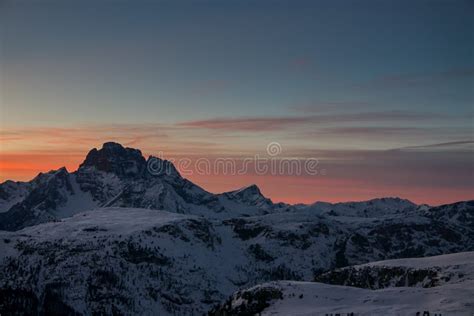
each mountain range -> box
[0,142,473,315]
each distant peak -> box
[102,142,126,150]
[56,167,69,174]
[237,184,261,194]
[223,184,274,208]
[79,142,146,178]
[366,197,416,206]
[227,184,264,198]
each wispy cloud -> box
[312,126,426,136]
[291,101,371,113]
[392,140,474,151]
[0,124,169,147]
[178,116,308,131]
[177,111,446,131]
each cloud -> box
[392,140,474,151]
[307,126,471,138]
[177,116,309,131]
[291,101,371,113]
[314,126,425,135]
[0,124,169,148]
[177,111,446,131]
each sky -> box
[0,0,473,205]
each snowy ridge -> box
[210,280,474,316]
[314,251,474,290]
[307,197,417,218]
[360,251,474,269]
[0,204,473,314]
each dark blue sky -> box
[2,0,473,124]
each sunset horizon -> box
[1,139,472,206]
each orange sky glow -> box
[1,138,472,206]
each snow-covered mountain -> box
[0,142,287,231]
[2,142,454,232]
[210,252,474,315]
[0,203,473,314]
[306,197,417,218]
[0,142,472,315]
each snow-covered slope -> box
[0,208,227,314]
[210,280,474,316]
[315,251,474,289]
[211,253,474,315]
[0,205,473,315]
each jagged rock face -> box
[0,181,31,212]
[0,181,30,203]
[221,184,276,212]
[79,142,147,179]
[0,168,78,231]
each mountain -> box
[0,180,31,212]
[0,142,442,232]
[0,142,287,231]
[210,252,474,315]
[0,142,472,315]
[306,197,417,218]
[0,201,472,314]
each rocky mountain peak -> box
[234,184,263,197]
[223,184,274,208]
[79,142,147,178]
